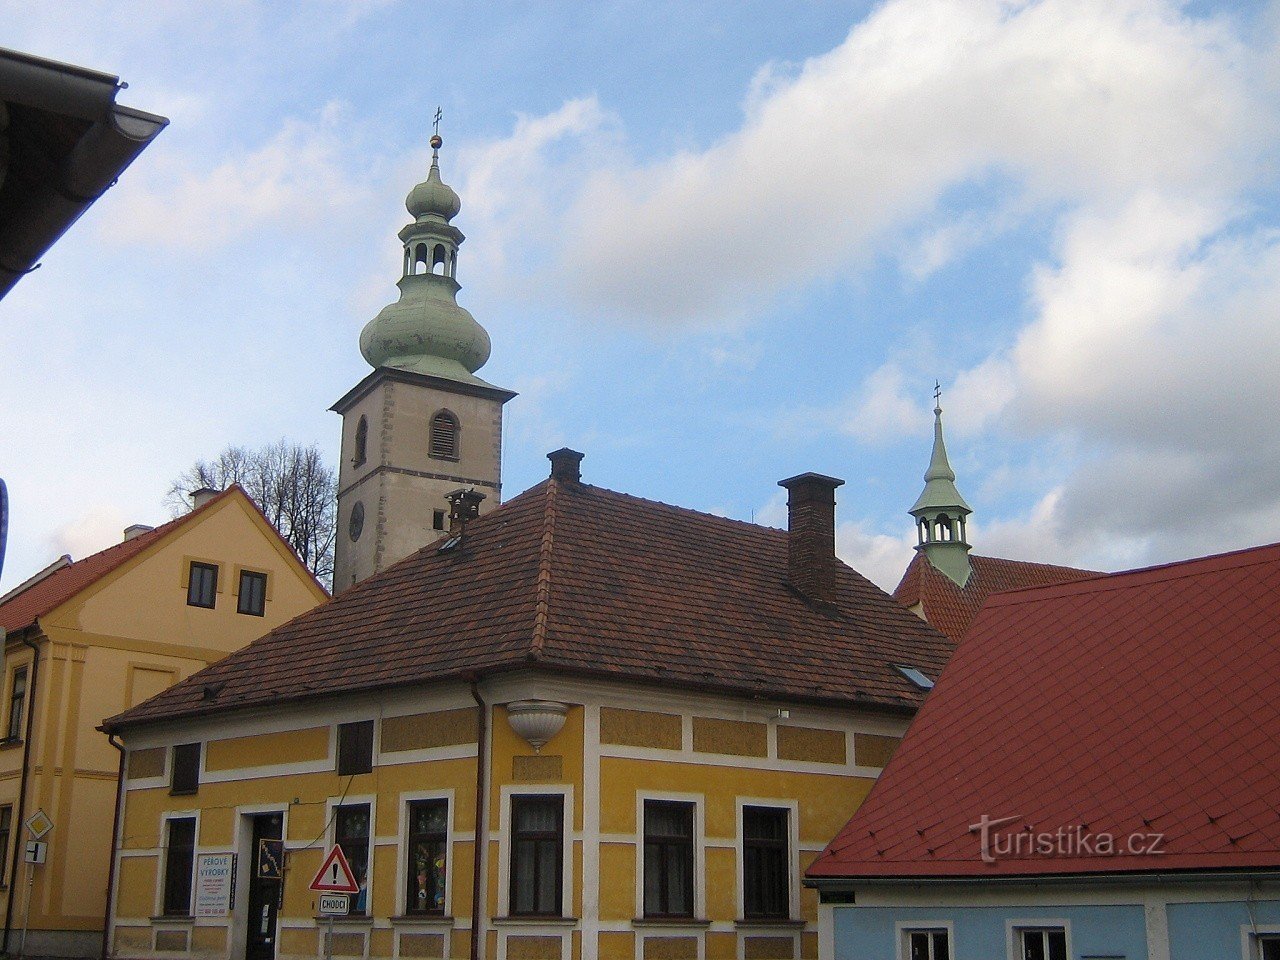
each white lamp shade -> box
[506,700,569,752]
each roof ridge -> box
[971,553,1103,574]
[581,483,785,538]
[984,540,1280,607]
[528,477,559,659]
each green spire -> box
[908,387,973,587]
[359,129,495,386]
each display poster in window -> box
[194,853,236,917]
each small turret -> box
[358,133,493,384]
[908,386,972,587]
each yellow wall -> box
[0,490,326,947]
[108,678,904,960]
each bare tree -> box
[167,441,336,585]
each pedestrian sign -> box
[309,846,358,894]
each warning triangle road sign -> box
[309,846,359,894]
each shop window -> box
[335,804,371,914]
[406,799,448,914]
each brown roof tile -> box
[893,551,1100,642]
[105,477,953,730]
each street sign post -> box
[310,847,359,960]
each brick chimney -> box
[547,448,583,483]
[190,487,220,509]
[777,473,845,602]
[445,487,486,536]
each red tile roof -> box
[809,542,1280,880]
[105,476,953,730]
[0,488,237,635]
[893,551,1099,642]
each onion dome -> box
[359,133,494,384]
[406,134,461,221]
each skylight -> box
[895,665,934,690]
[436,535,463,554]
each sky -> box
[3,0,1280,594]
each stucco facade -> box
[107,674,907,960]
[0,490,327,957]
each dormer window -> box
[429,411,459,460]
[353,416,368,467]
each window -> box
[509,795,563,916]
[7,667,27,741]
[905,929,949,960]
[170,743,201,795]
[742,806,788,919]
[643,800,694,918]
[237,570,268,617]
[162,817,197,915]
[336,804,371,915]
[1258,937,1280,960]
[429,411,459,460]
[354,415,368,466]
[432,509,446,531]
[0,806,11,882]
[406,799,448,914]
[187,562,218,608]
[337,721,374,776]
[1019,928,1066,960]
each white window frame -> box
[895,921,954,960]
[635,790,705,921]
[1006,919,1071,960]
[155,810,201,917]
[497,784,574,919]
[1243,924,1280,960]
[327,794,377,914]
[398,789,454,916]
[734,797,799,922]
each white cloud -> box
[105,101,375,247]
[46,503,129,562]
[556,0,1273,325]
[836,520,917,592]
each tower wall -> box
[333,370,508,592]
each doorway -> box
[245,813,283,960]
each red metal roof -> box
[105,475,953,730]
[893,551,1099,642]
[810,542,1280,879]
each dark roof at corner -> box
[810,541,1280,881]
[893,551,1100,642]
[0,46,167,300]
[0,487,236,635]
[105,478,953,731]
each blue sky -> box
[3,0,1280,592]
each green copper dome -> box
[406,156,461,221]
[359,138,493,384]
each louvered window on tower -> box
[429,411,459,460]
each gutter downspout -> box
[101,734,126,960]
[3,632,41,954]
[470,681,487,960]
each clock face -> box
[349,501,365,542]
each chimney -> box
[547,448,583,483]
[777,473,845,602]
[190,487,220,509]
[122,524,154,542]
[445,487,486,536]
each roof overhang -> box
[330,364,518,414]
[807,866,1280,891]
[0,46,168,300]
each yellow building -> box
[0,486,328,957]
[103,453,951,960]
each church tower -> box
[908,390,972,587]
[332,132,516,591]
